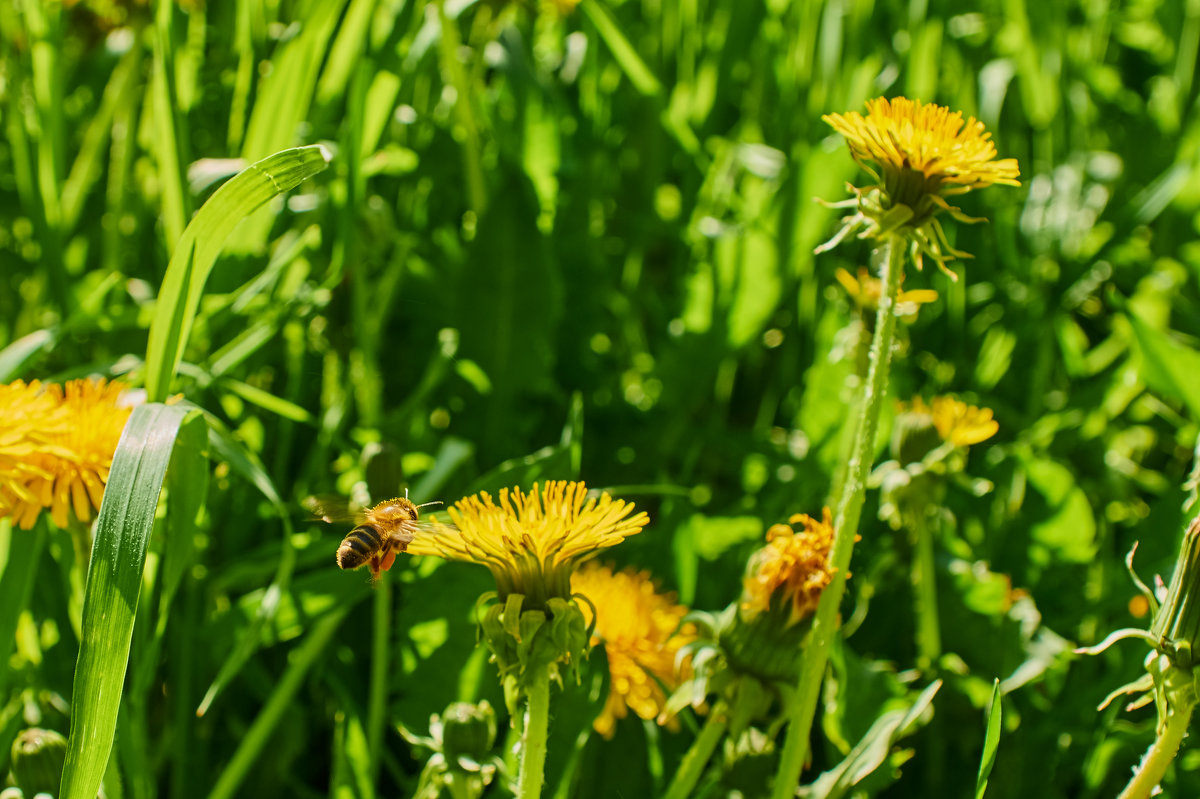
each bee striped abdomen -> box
[337,524,384,570]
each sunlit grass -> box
[2,0,1200,796]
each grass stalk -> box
[912,512,942,671]
[772,235,905,798]
[661,701,728,799]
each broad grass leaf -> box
[1022,456,1097,564]
[803,678,941,799]
[144,145,331,401]
[60,403,198,799]
[1127,312,1200,421]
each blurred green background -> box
[3,0,1200,796]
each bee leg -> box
[378,549,398,573]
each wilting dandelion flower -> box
[740,509,836,629]
[0,379,132,530]
[407,481,648,607]
[818,96,1020,276]
[572,563,695,738]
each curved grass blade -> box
[144,144,331,402]
[975,679,1002,799]
[579,0,661,96]
[59,403,197,799]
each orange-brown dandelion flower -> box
[571,563,694,738]
[741,509,835,628]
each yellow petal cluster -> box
[407,481,648,605]
[571,563,694,738]
[902,396,999,447]
[741,509,835,627]
[824,97,1020,196]
[0,379,133,530]
[835,266,939,316]
[818,96,1020,275]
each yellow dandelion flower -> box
[818,97,1020,276]
[835,266,939,317]
[407,481,648,606]
[0,379,132,530]
[571,563,694,739]
[740,509,835,628]
[902,396,999,447]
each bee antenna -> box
[415,500,444,509]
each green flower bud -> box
[440,701,498,772]
[10,728,66,797]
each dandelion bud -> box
[10,728,67,797]
[440,701,498,772]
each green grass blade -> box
[0,328,56,382]
[975,680,1002,799]
[150,0,191,250]
[143,144,331,402]
[0,520,45,697]
[59,402,197,799]
[207,607,348,799]
[59,43,142,233]
[580,0,662,96]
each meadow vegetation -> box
[3,0,1200,797]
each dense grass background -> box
[3,0,1200,796]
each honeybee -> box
[305,493,451,582]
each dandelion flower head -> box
[901,396,999,447]
[0,379,133,530]
[819,97,1020,275]
[406,481,648,606]
[835,266,939,317]
[571,563,694,738]
[741,509,835,628]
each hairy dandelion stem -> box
[662,701,728,799]
[1117,703,1195,799]
[772,235,904,798]
[517,665,551,799]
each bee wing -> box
[303,495,366,524]
[413,517,458,534]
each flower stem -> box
[771,235,905,799]
[912,512,942,671]
[1117,703,1195,799]
[517,665,551,799]
[662,701,728,799]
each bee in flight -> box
[305,493,451,582]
